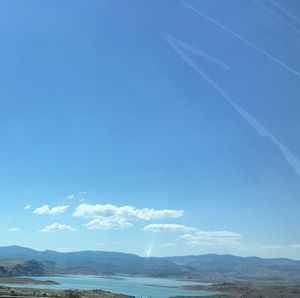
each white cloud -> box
[40,223,76,233]
[180,230,241,247]
[74,203,184,230]
[85,216,133,230]
[8,227,20,232]
[67,195,75,200]
[73,203,184,220]
[24,205,31,210]
[34,205,69,215]
[143,223,198,233]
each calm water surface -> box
[4,275,219,297]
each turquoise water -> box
[3,275,219,297]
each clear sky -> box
[1,0,300,259]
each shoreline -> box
[0,276,213,298]
[0,285,133,298]
[146,281,300,298]
[3,276,300,297]
[0,277,59,286]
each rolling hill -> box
[1,246,300,281]
[0,259,45,276]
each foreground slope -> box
[0,259,45,276]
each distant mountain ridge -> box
[1,245,300,281]
[166,254,300,269]
[165,254,300,281]
[0,245,196,278]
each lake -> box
[3,275,219,297]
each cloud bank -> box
[74,203,184,230]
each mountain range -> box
[1,246,300,281]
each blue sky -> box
[1,0,300,259]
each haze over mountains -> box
[1,246,300,282]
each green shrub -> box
[65,291,81,298]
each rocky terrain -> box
[172,282,300,297]
[0,286,133,297]
[0,260,45,277]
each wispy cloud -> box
[40,223,76,233]
[166,35,230,70]
[143,223,198,233]
[269,0,300,26]
[7,227,20,232]
[158,242,177,248]
[67,194,75,200]
[85,217,133,230]
[260,243,300,250]
[34,205,69,215]
[74,203,184,230]
[24,205,31,210]
[182,1,300,77]
[180,230,241,247]
[74,203,183,220]
[167,34,300,178]
[256,0,300,36]
[78,190,91,195]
